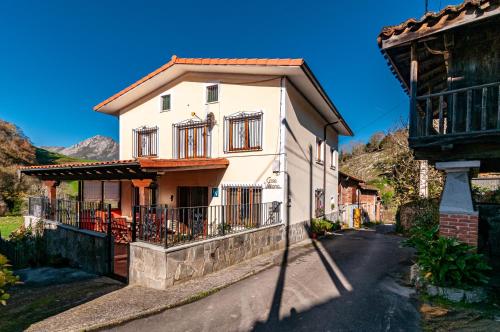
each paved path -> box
[109,227,420,332]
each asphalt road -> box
[110,227,420,332]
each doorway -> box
[178,186,208,208]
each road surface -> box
[110,227,420,331]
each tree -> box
[0,254,20,305]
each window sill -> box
[330,166,337,170]
[160,109,171,113]
[316,160,324,165]
[225,148,263,154]
[206,101,219,105]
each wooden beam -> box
[409,43,419,137]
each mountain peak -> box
[44,135,119,161]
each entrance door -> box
[178,186,208,207]
[177,187,208,238]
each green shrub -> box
[311,218,333,234]
[406,226,491,288]
[0,254,20,305]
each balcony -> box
[173,120,211,159]
[409,82,500,163]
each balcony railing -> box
[134,202,282,248]
[133,126,158,158]
[172,121,211,158]
[412,82,500,139]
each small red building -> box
[338,171,381,225]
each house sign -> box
[265,177,281,189]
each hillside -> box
[0,119,91,215]
[42,135,119,161]
[340,128,443,209]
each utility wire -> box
[352,100,406,135]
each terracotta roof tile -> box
[377,0,498,46]
[19,159,138,170]
[93,56,304,111]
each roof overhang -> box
[19,158,229,181]
[93,57,353,136]
[377,0,500,93]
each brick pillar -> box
[131,179,152,206]
[439,213,478,246]
[436,161,480,246]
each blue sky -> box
[0,0,462,148]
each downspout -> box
[323,121,339,218]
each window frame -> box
[172,120,211,159]
[160,94,171,112]
[133,126,158,158]
[330,148,338,170]
[316,138,324,164]
[205,83,219,104]
[224,112,263,153]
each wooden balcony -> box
[409,82,500,163]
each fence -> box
[134,201,282,248]
[28,196,113,233]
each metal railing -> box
[28,196,112,233]
[412,82,500,138]
[134,201,282,248]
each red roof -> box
[378,0,499,47]
[94,56,304,111]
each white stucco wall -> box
[284,80,339,225]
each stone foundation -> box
[130,222,314,289]
[439,213,479,247]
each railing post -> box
[481,87,488,131]
[106,204,113,275]
[221,205,225,235]
[439,95,444,134]
[132,206,137,242]
[466,89,472,132]
[164,205,168,248]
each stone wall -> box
[130,223,300,290]
[440,213,479,247]
[23,216,111,275]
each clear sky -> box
[0,0,462,148]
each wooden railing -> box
[411,82,500,138]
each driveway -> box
[109,227,420,331]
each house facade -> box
[21,56,352,283]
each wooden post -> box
[481,87,488,131]
[439,95,444,134]
[409,43,419,137]
[466,89,472,132]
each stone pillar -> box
[436,161,480,246]
[131,179,153,206]
[419,160,428,198]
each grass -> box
[0,216,23,238]
[35,148,93,165]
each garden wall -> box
[23,216,111,275]
[129,222,305,289]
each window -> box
[161,94,171,112]
[173,120,210,159]
[224,112,263,152]
[133,126,158,157]
[223,185,263,228]
[330,148,338,169]
[315,189,325,217]
[83,181,120,208]
[206,84,219,103]
[316,138,324,163]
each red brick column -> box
[439,213,478,247]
